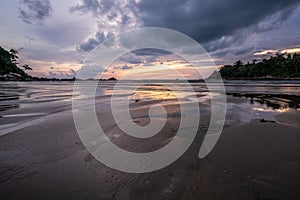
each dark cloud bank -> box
[78,31,114,52]
[139,0,300,44]
[71,0,300,55]
[19,0,53,24]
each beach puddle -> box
[226,92,300,127]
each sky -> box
[1,0,300,79]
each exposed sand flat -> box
[186,113,300,200]
[0,103,299,200]
[276,109,300,127]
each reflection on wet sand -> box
[227,93,300,110]
[0,104,19,112]
[0,83,20,112]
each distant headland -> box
[215,53,300,80]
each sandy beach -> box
[0,81,300,200]
[2,0,300,199]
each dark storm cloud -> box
[234,47,255,56]
[70,0,140,52]
[119,53,144,64]
[78,31,114,52]
[132,48,173,56]
[213,46,255,59]
[252,8,300,51]
[70,0,114,16]
[138,0,300,44]
[121,65,132,70]
[113,65,133,70]
[118,51,165,65]
[71,0,300,57]
[19,0,53,24]
[203,6,300,54]
[207,6,300,64]
[70,0,138,26]
[70,0,139,18]
[68,0,300,67]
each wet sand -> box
[1,99,300,200]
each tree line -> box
[219,53,300,79]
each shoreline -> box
[1,78,300,82]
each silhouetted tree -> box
[0,46,30,78]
